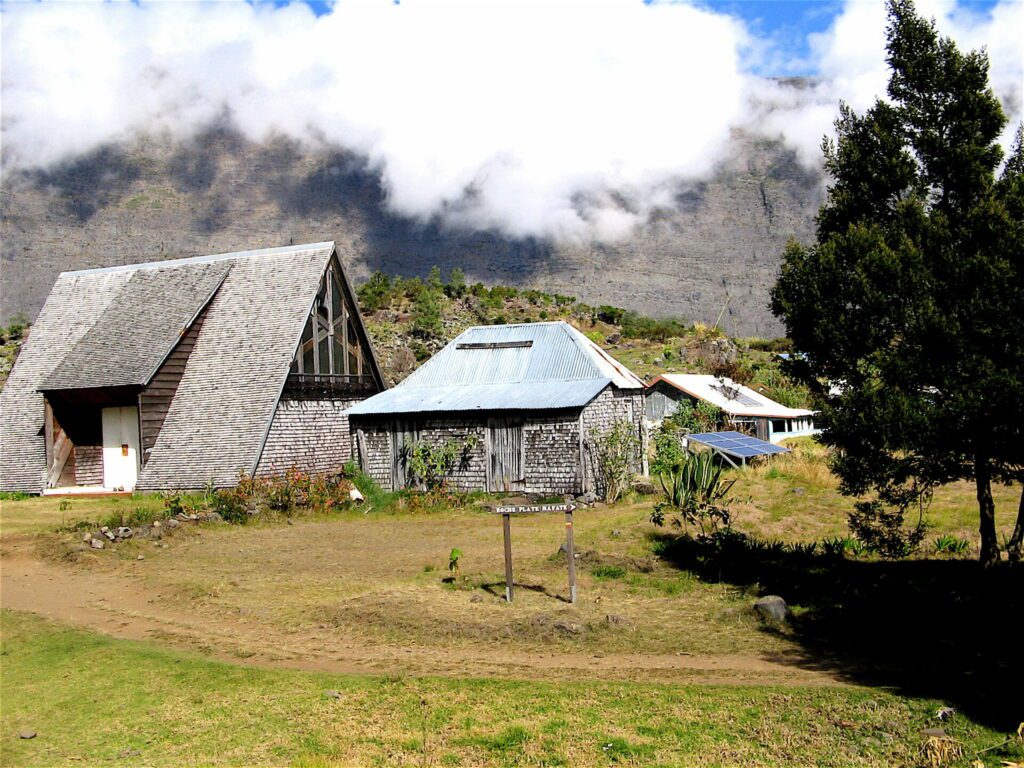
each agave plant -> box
[652,450,736,536]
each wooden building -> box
[347,322,646,494]
[0,242,384,493]
[644,374,818,444]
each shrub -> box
[403,437,479,493]
[651,450,736,536]
[591,564,626,580]
[448,547,463,574]
[933,535,971,556]
[211,488,251,524]
[356,271,392,312]
[590,420,640,503]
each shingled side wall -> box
[353,410,588,495]
[255,397,363,477]
[581,387,645,493]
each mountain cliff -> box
[0,126,824,336]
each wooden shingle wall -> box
[74,446,103,485]
[523,416,581,494]
[581,387,645,492]
[255,397,363,477]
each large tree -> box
[771,0,1024,566]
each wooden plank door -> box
[487,418,524,493]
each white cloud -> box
[1,0,1021,242]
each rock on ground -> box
[753,595,789,623]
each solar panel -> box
[687,431,790,459]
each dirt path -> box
[1,546,846,687]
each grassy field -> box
[2,444,1022,767]
[3,610,1022,768]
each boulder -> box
[164,518,180,529]
[116,527,133,539]
[469,594,483,603]
[753,595,789,623]
[103,530,116,541]
[90,538,104,550]
[632,481,656,495]
[19,730,36,740]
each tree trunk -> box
[1007,485,1024,563]
[976,453,1000,567]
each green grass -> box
[3,609,1021,767]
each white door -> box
[102,406,140,491]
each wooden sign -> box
[492,501,578,604]
[492,502,577,515]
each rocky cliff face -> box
[0,126,823,336]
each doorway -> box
[101,406,140,491]
[487,418,525,493]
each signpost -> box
[491,502,578,604]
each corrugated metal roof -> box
[348,321,642,416]
[347,378,609,415]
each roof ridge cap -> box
[60,241,336,277]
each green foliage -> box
[651,425,687,478]
[1,315,28,343]
[100,504,163,530]
[933,534,971,556]
[848,498,928,559]
[410,270,445,340]
[770,0,1024,565]
[211,488,251,524]
[356,271,392,312]
[447,547,463,574]
[403,437,479,492]
[444,267,467,298]
[821,536,866,558]
[619,311,686,342]
[0,491,31,501]
[590,420,640,503]
[652,451,736,536]
[663,400,722,434]
[594,305,625,325]
[591,564,626,580]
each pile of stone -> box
[83,511,223,550]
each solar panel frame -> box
[687,431,790,459]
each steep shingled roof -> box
[0,242,352,492]
[348,321,643,416]
[43,262,231,391]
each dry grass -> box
[729,439,1020,546]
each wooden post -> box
[502,512,514,602]
[565,509,577,604]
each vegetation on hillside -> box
[356,267,812,409]
[0,316,28,389]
